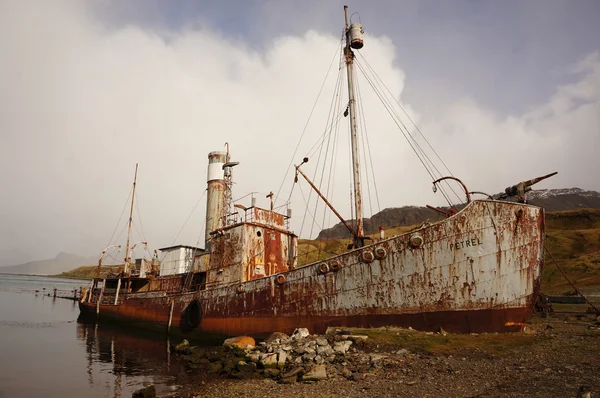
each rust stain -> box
[81,200,545,337]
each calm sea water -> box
[0,274,201,398]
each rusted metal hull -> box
[80,200,544,337]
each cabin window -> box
[257,231,262,237]
[192,272,207,291]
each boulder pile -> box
[173,328,408,383]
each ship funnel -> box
[206,151,228,250]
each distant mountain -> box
[317,188,600,240]
[0,252,97,275]
[525,188,600,211]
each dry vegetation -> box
[55,264,122,279]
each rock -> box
[263,368,281,378]
[314,355,324,364]
[302,353,316,362]
[370,354,387,365]
[578,385,592,398]
[132,385,156,398]
[333,340,353,355]
[208,362,223,374]
[223,360,236,373]
[207,351,223,362]
[405,380,418,386]
[280,376,297,384]
[317,345,333,357]
[246,351,260,364]
[174,340,191,354]
[302,364,327,381]
[192,358,210,365]
[303,347,316,355]
[277,350,287,369]
[282,366,304,379]
[281,345,293,351]
[522,326,536,335]
[346,335,369,343]
[438,327,448,336]
[259,353,278,369]
[237,361,258,372]
[316,337,329,346]
[396,349,409,355]
[341,368,353,379]
[266,332,290,344]
[294,346,306,355]
[291,328,310,341]
[224,336,256,350]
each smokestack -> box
[205,151,228,250]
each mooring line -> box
[545,245,599,315]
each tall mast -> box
[344,5,364,246]
[124,163,138,274]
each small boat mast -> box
[123,163,138,274]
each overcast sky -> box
[1,0,599,265]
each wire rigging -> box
[275,35,344,203]
[353,57,457,207]
[104,187,132,248]
[356,53,463,206]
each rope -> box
[355,55,463,205]
[105,187,132,247]
[161,190,207,262]
[354,58,458,207]
[545,245,600,314]
[275,35,344,202]
[358,75,381,214]
[358,52,455,177]
[354,68,376,217]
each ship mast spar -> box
[123,163,138,274]
[344,5,364,247]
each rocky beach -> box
[131,304,600,398]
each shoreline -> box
[165,305,600,398]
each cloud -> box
[0,1,598,263]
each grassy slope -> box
[54,265,123,279]
[542,209,600,293]
[297,208,600,294]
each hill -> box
[0,252,97,275]
[542,208,600,294]
[54,265,123,280]
[317,188,600,240]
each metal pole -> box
[344,6,364,244]
[124,164,138,274]
[167,300,175,335]
[296,165,357,240]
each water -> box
[0,274,200,397]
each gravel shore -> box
[166,306,599,398]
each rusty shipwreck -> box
[79,6,553,337]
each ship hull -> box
[80,200,544,338]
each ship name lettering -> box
[450,238,481,251]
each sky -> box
[1,0,599,265]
